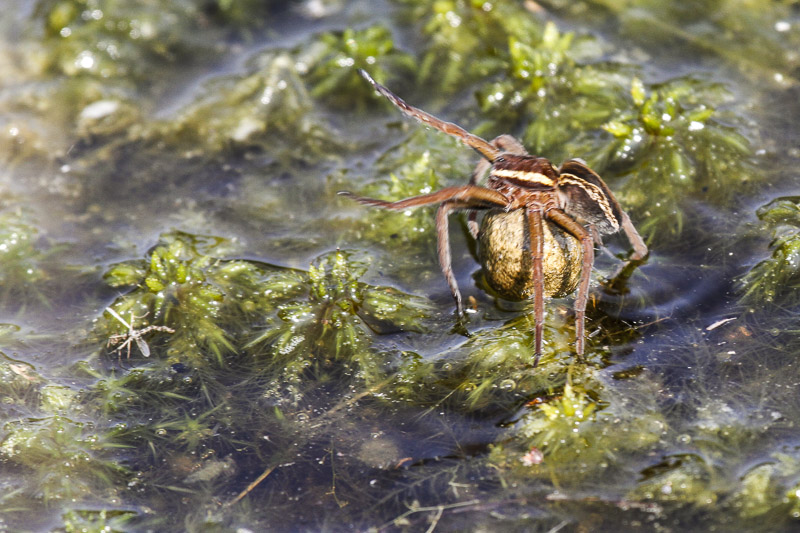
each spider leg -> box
[338,185,507,211]
[527,207,546,366]
[467,159,491,238]
[619,211,648,260]
[359,69,501,162]
[341,185,510,316]
[546,209,594,356]
[436,200,468,315]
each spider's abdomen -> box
[478,209,583,300]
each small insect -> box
[106,307,175,358]
[340,70,648,365]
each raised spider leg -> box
[527,207,546,366]
[358,69,501,163]
[467,135,530,238]
[338,185,507,211]
[546,209,594,356]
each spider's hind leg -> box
[527,207,546,367]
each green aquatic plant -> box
[475,21,612,157]
[101,232,261,365]
[739,196,800,305]
[247,249,432,388]
[517,381,598,453]
[628,453,718,506]
[153,49,341,157]
[59,509,137,533]
[0,415,128,502]
[305,25,416,107]
[396,0,544,94]
[538,0,800,85]
[446,312,577,408]
[584,76,755,237]
[33,0,275,81]
[490,373,667,486]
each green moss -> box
[247,249,432,389]
[489,373,668,487]
[58,509,137,533]
[32,0,276,81]
[306,25,416,108]
[396,0,543,94]
[474,21,611,156]
[101,232,258,365]
[0,415,128,502]
[628,454,717,506]
[581,76,755,238]
[739,197,800,305]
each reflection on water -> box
[1,0,800,531]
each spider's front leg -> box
[437,200,466,315]
[527,207,546,366]
[340,184,508,316]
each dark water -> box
[1,1,800,531]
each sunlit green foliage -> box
[248,249,432,388]
[152,50,341,157]
[490,374,667,485]
[58,509,137,533]
[538,0,800,84]
[396,0,543,94]
[0,415,127,501]
[584,76,755,237]
[101,232,258,365]
[739,196,800,305]
[445,312,576,408]
[306,25,416,107]
[475,21,612,156]
[33,0,276,81]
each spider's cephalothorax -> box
[340,70,648,365]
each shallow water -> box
[1,1,800,531]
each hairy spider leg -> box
[358,69,501,163]
[546,209,594,357]
[527,207,546,365]
[338,186,508,314]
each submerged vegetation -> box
[0,0,799,531]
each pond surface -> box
[1,0,800,531]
